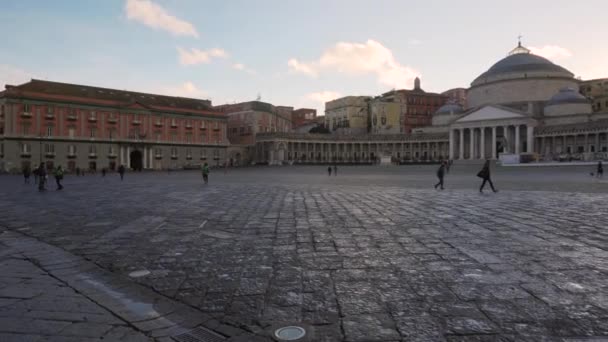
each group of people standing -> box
[23,164,128,192]
[22,164,64,192]
[434,159,498,193]
[327,165,338,176]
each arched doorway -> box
[130,150,143,171]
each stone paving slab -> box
[0,231,269,341]
[1,168,608,341]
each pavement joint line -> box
[0,229,262,341]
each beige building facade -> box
[324,96,371,135]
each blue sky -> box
[1,0,607,114]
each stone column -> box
[143,147,147,169]
[449,130,454,160]
[491,126,497,159]
[469,128,475,159]
[503,126,509,153]
[119,146,123,165]
[459,129,464,160]
[126,146,131,167]
[515,125,520,154]
[480,127,485,160]
[527,125,534,153]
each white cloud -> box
[177,47,228,66]
[408,38,422,46]
[288,39,420,88]
[287,58,319,77]
[529,45,573,60]
[232,63,256,75]
[0,64,33,89]
[163,81,207,98]
[306,91,342,103]
[125,0,198,38]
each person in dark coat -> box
[53,165,64,190]
[434,161,446,190]
[23,166,31,184]
[37,163,47,192]
[327,166,332,176]
[478,160,498,193]
[118,165,125,181]
[597,161,603,179]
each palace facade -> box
[0,80,229,172]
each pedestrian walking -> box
[118,165,125,181]
[201,162,210,184]
[333,165,337,176]
[597,161,603,178]
[23,166,31,184]
[102,168,107,177]
[53,165,64,190]
[477,160,498,193]
[327,166,332,176]
[37,163,47,192]
[434,161,446,190]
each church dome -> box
[435,101,463,115]
[546,87,589,106]
[471,42,574,86]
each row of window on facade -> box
[18,143,221,158]
[230,125,287,135]
[17,104,222,129]
[19,124,223,144]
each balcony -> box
[185,124,193,130]
[107,117,118,124]
[67,153,77,159]
[21,112,32,118]
[67,115,78,121]
[200,125,207,131]
[155,154,162,159]
[213,127,221,131]
[88,116,97,123]
[45,152,56,158]
[108,153,117,159]
[171,155,178,160]
[20,151,32,157]
[155,121,163,127]
[200,156,207,160]
[186,155,193,160]
[88,153,97,159]
[132,119,141,126]
[45,113,55,120]
[170,122,178,128]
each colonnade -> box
[449,124,534,160]
[256,140,450,164]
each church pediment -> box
[455,105,527,123]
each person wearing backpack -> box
[201,163,210,184]
[477,160,498,193]
[53,165,64,190]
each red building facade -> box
[0,79,228,172]
[291,108,317,127]
[382,78,448,134]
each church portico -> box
[448,104,538,161]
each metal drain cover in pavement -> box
[275,326,306,340]
[172,326,226,342]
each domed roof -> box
[546,87,590,106]
[435,101,463,115]
[472,43,574,85]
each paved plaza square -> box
[1,164,607,341]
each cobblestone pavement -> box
[1,166,607,341]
